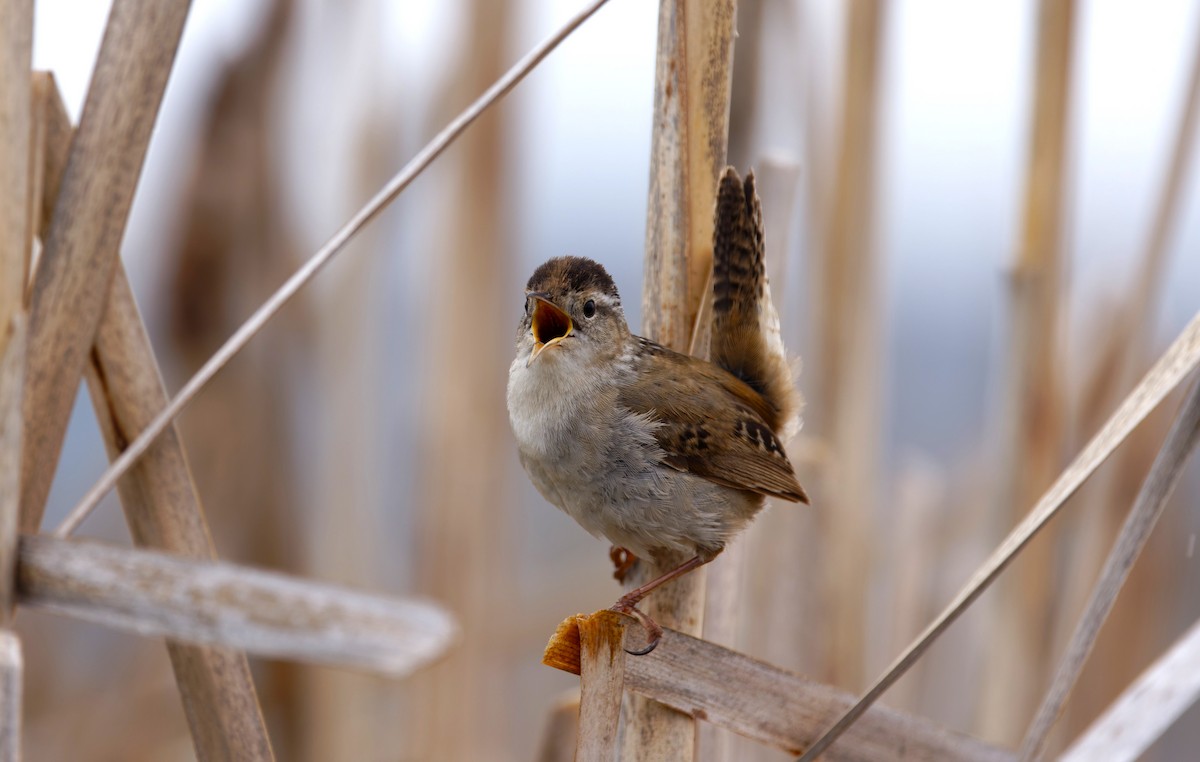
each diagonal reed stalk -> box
[1059,614,1200,762]
[22,0,194,533]
[798,310,1200,760]
[1019,378,1200,760]
[32,73,275,759]
[54,0,616,538]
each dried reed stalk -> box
[813,0,885,688]
[0,631,19,761]
[1053,7,1200,733]
[88,266,277,760]
[21,0,193,531]
[0,320,23,623]
[799,309,1200,760]
[1058,614,1200,762]
[536,690,581,762]
[1019,378,1200,760]
[982,0,1076,740]
[0,0,32,325]
[27,74,70,283]
[0,12,31,755]
[626,1,737,758]
[57,0,617,538]
[27,74,277,759]
[544,613,1012,761]
[409,1,520,758]
[0,0,32,627]
[16,534,458,676]
[577,612,628,760]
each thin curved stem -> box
[53,0,615,537]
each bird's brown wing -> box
[620,343,808,504]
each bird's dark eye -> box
[583,300,596,318]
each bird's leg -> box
[609,545,637,583]
[610,552,716,655]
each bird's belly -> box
[521,449,761,560]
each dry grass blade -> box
[0,631,20,760]
[576,612,627,761]
[799,310,1200,761]
[17,535,458,677]
[543,613,1012,761]
[55,0,615,539]
[21,0,193,532]
[1058,615,1200,762]
[1019,378,1200,760]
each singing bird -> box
[506,167,807,653]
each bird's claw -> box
[610,598,663,656]
[609,546,637,583]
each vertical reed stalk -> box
[623,1,737,759]
[0,0,32,629]
[981,0,1076,742]
[812,0,885,688]
[413,1,516,757]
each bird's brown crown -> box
[526,256,620,305]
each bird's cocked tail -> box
[711,167,801,440]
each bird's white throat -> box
[507,346,605,458]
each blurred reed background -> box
[20,0,1200,759]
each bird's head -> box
[515,256,629,369]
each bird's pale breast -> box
[507,351,762,559]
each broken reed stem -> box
[21,0,194,532]
[798,310,1200,761]
[576,612,628,762]
[17,534,458,676]
[1059,615,1200,762]
[1018,378,1200,760]
[55,0,615,539]
[544,612,1013,761]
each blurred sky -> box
[30,0,1200,496]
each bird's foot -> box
[609,595,663,656]
[609,546,637,583]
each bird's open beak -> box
[528,294,572,366]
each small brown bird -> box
[506,168,807,653]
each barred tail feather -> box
[711,167,802,440]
